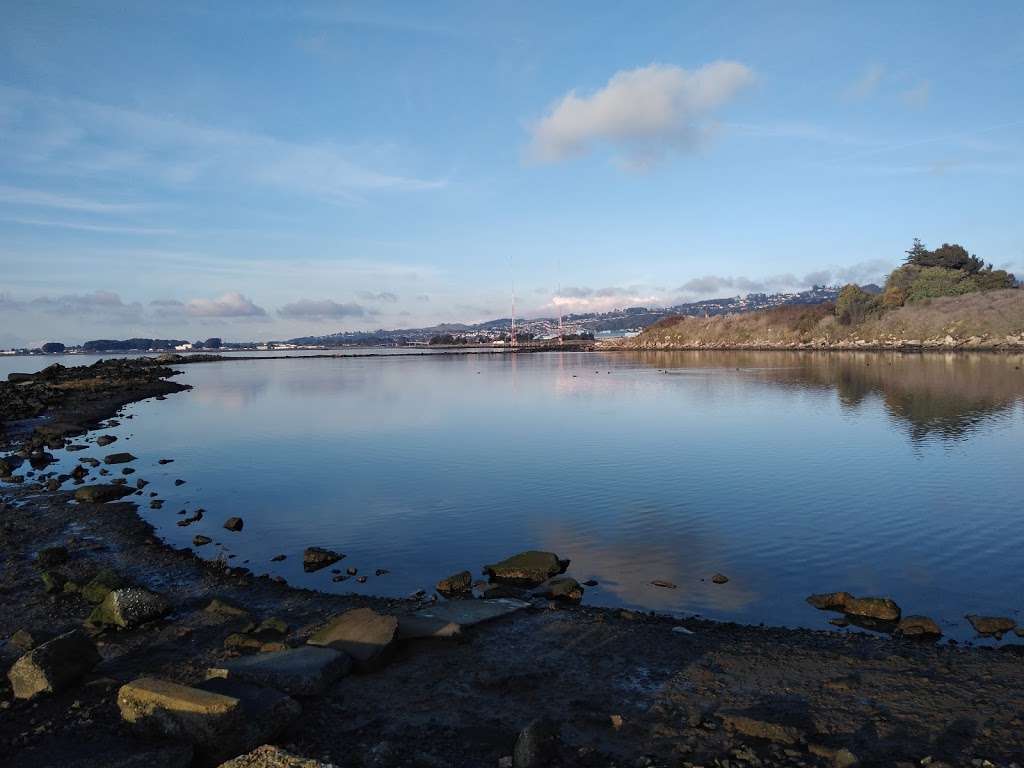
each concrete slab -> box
[206,646,350,696]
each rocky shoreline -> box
[3,357,1024,767]
[603,333,1024,353]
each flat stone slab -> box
[118,677,243,747]
[307,608,398,671]
[413,598,530,628]
[207,646,351,696]
[8,629,100,699]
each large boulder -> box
[206,646,351,696]
[7,629,100,699]
[118,676,299,766]
[75,484,136,503]
[483,551,568,586]
[307,608,398,671]
[302,547,342,572]
[217,745,336,767]
[88,587,169,629]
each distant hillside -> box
[615,289,1024,351]
[286,287,842,346]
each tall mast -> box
[510,255,517,348]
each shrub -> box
[835,284,880,325]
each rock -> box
[0,455,25,476]
[650,580,677,589]
[395,615,463,640]
[159,458,174,464]
[175,479,186,486]
[194,535,213,546]
[41,570,67,593]
[150,499,164,509]
[719,712,801,745]
[224,517,244,532]
[828,617,850,628]
[82,568,127,603]
[436,570,472,596]
[205,598,251,619]
[118,676,299,765]
[122,467,135,475]
[483,551,568,586]
[270,554,286,562]
[478,582,528,600]
[896,615,942,638]
[104,452,137,465]
[843,596,901,622]
[513,718,560,768]
[8,627,54,653]
[346,567,358,576]
[35,545,69,568]
[807,592,854,611]
[712,573,729,584]
[216,745,336,767]
[303,547,343,572]
[75,483,135,503]
[96,435,117,446]
[88,587,169,629]
[206,646,351,696]
[413,597,530,628]
[7,629,100,699]
[966,614,1016,636]
[531,575,584,601]
[307,608,398,671]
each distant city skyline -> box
[2,2,1022,346]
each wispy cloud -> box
[2,216,176,236]
[0,184,144,214]
[356,290,399,302]
[844,63,885,101]
[901,81,931,109]
[526,62,756,169]
[0,86,447,205]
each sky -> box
[1,1,1022,346]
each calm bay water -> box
[7,350,1024,639]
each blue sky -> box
[1,1,1022,345]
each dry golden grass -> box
[626,289,1024,348]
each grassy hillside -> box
[617,289,1024,350]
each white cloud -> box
[844,64,885,101]
[278,299,373,320]
[526,61,755,168]
[185,292,267,318]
